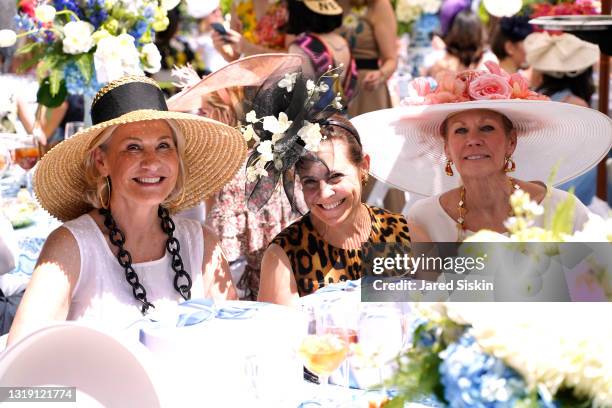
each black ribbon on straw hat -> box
[91,79,168,124]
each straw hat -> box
[34,76,247,222]
[525,32,600,76]
[303,0,342,16]
[351,67,612,196]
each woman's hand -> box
[363,69,385,91]
[211,29,244,62]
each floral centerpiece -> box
[0,0,178,109]
[529,0,600,20]
[386,189,612,407]
[393,0,442,36]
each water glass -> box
[64,121,85,140]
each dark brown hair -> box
[296,114,364,169]
[444,10,486,68]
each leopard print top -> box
[271,205,411,296]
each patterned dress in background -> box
[206,155,298,300]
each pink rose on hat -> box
[468,74,512,100]
[401,62,550,106]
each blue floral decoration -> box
[439,333,531,408]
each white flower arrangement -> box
[438,302,612,407]
[240,66,346,184]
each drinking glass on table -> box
[355,304,404,390]
[64,121,84,140]
[12,136,40,192]
[299,304,351,406]
[0,146,10,177]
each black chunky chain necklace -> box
[99,206,193,315]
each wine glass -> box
[0,146,10,177]
[12,136,40,192]
[298,304,351,406]
[64,121,84,140]
[355,304,404,392]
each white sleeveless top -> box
[407,187,591,242]
[63,214,205,331]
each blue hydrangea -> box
[129,19,149,45]
[14,14,35,32]
[439,333,531,408]
[52,0,84,20]
[86,0,108,29]
[143,6,155,20]
[64,62,102,97]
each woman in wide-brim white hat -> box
[351,62,612,242]
[9,76,247,344]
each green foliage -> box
[37,77,68,108]
[220,0,233,15]
[386,319,464,406]
[555,388,592,408]
[75,53,93,83]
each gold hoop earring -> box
[99,176,111,209]
[504,156,516,173]
[445,160,454,176]
[361,173,369,185]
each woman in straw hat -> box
[351,62,611,242]
[8,76,246,344]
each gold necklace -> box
[456,177,520,241]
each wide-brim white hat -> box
[525,32,600,75]
[351,100,612,196]
[0,323,164,407]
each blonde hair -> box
[82,119,187,210]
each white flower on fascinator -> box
[241,124,257,142]
[318,83,329,93]
[306,79,316,93]
[246,163,268,182]
[298,121,324,152]
[263,112,292,135]
[246,110,258,123]
[278,73,298,92]
[256,140,274,163]
[333,94,343,110]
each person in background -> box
[155,8,207,94]
[185,0,228,74]
[525,32,600,207]
[490,15,533,74]
[428,9,498,77]
[30,94,84,151]
[337,0,397,117]
[286,0,358,108]
[212,0,291,62]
